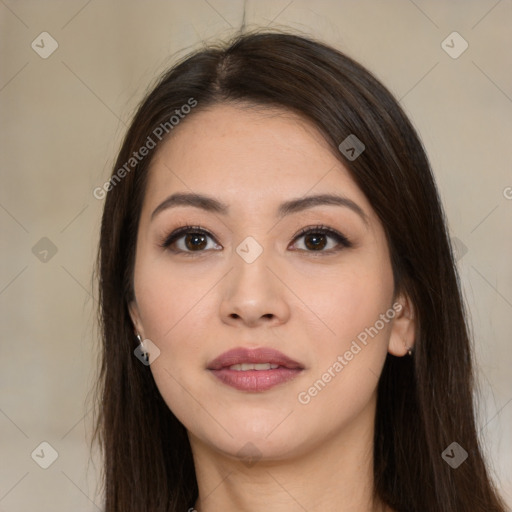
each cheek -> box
[133,262,215,430]
[293,292,394,437]
[290,254,394,347]
[133,253,214,343]
[290,255,394,407]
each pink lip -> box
[207,347,304,392]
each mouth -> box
[207,347,304,392]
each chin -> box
[190,415,316,463]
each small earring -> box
[136,333,148,362]
[407,347,413,356]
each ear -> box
[387,292,416,357]
[128,299,145,338]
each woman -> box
[93,30,508,511]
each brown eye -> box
[161,226,221,254]
[291,225,352,253]
[183,232,208,251]
[303,232,328,251]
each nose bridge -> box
[219,234,289,326]
[231,234,273,295]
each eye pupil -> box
[185,233,207,250]
[305,233,327,251]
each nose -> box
[219,248,290,328]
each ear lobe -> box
[128,300,144,338]
[387,293,416,357]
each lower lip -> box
[209,368,302,392]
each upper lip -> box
[207,347,304,370]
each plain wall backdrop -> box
[1,1,511,510]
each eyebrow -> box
[150,192,369,225]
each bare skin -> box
[129,103,415,512]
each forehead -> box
[143,103,372,218]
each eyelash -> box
[159,224,352,256]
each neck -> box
[189,393,389,512]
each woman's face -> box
[129,103,414,461]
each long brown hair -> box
[93,29,507,511]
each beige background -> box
[1,1,511,510]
